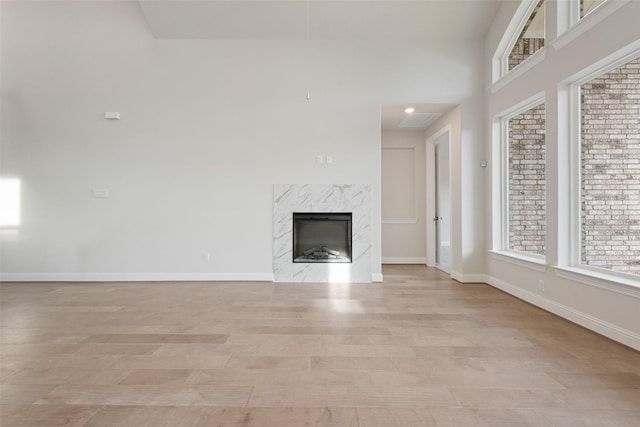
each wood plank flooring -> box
[1,265,639,426]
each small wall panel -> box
[382,148,415,220]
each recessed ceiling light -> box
[404,107,415,113]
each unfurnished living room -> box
[1,0,639,426]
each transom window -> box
[581,0,607,18]
[508,0,545,71]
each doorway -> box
[427,127,451,274]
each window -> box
[0,178,21,228]
[579,56,640,276]
[581,0,607,18]
[497,99,547,258]
[492,0,547,85]
[508,0,545,71]
[553,1,628,58]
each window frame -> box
[492,0,546,85]
[495,92,547,262]
[564,48,640,284]
[553,0,630,50]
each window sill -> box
[553,266,640,299]
[489,250,547,272]
[490,48,546,94]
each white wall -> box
[0,1,486,281]
[484,0,640,349]
[381,130,426,263]
[424,102,487,283]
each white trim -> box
[560,44,640,280]
[552,0,631,50]
[486,275,640,351]
[495,93,546,256]
[425,137,436,267]
[372,273,384,282]
[0,272,275,283]
[556,84,575,266]
[554,266,640,299]
[382,219,418,224]
[491,119,503,251]
[563,41,640,86]
[490,250,547,272]
[382,257,426,265]
[497,90,546,118]
[490,48,546,94]
[569,82,583,271]
[451,271,487,284]
[500,117,510,251]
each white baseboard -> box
[0,272,275,282]
[0,272,386,284]
[486,275,640,351]
[450,271,487,284]
[381,257,427,265]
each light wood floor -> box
[1,265,639,426]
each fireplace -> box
[273,184,371,282]
[293,212,352,263]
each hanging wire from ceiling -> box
[306,0,311,101]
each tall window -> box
[580,56,640,276]
[508,0,545,71]
[506,102,547,256]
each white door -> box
[434,137,451,272]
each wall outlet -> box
[316,155,324,164]
[202,252,211,263]
[538,279,545,292]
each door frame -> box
[425,124,452,271]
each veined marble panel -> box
[273,184,372,283]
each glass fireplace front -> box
[292,212,352,263]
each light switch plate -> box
[92,189,109,198]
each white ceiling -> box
[138,0,503,41]
[381,104,454,131]
[137,1,499,132]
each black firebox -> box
[292,212,352,263]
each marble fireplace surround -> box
[273,184,372,283]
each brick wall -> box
[509,38,544,71]
[581,57,640,275]
[508,104,547,255]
